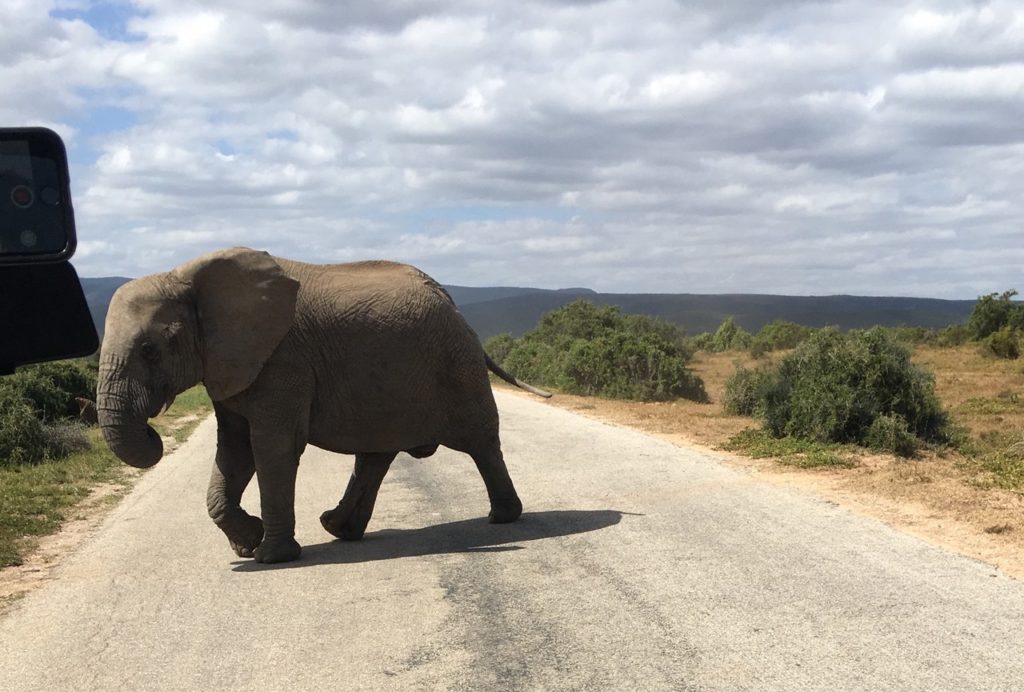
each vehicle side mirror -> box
[0,127,97,374]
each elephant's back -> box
[280,259,493,452]
[281,258,457,324]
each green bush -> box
[864,413,919,457]
[935,324,970,347]
[492,301,707,402]
[0,360,98,466]
[882,326,935,346]
[688,332,714,352]
[711,317,752,352]
[982,325,1022,360]
[483,333,516,365]
[723,327,949,451]
[34,361,97,404]
[749,320,814,356]
[722,366,772,416]
[42,421,92,458]
[967,290,1023,341]
[0,361,97,422]
[0,389,49,466]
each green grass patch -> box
[152,385,213,443]
[961,431,1024,491]
[169,385,214,414]
[954,395,1022,417]
[721,428,857,469]
[0,429,128,568]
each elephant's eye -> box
[139,341,159,362]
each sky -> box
[3,0,1022,297]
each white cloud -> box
[2,0,1022,298]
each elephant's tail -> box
[485,354,553,398]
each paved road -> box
[3,391,1024,691]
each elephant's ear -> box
[173,247,299,401]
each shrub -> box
[749,320,814,356]
[711,317,752,352]
[864,413,919,457]
[722,366,773,416]
[967,290,1023,340]
[0,360,99,466]
[0,372,65,423]
[42,420,92,458]
[982,325,1022,360]
[34,361,98,404]
[493,300,707,402]
[724,327,949,450]
[483,333,516,365]
[688,332,714,352]
[0,389,49,466]
[0,361,97,422]
[883,326,935,346]
[935,324,970,347]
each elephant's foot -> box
[320,503,370,541]
[321,456,392,542]
[222,513,264,558]
[253,536,302,564]
[229,539,255,559]
[488,496,523,524]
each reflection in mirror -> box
[0,128,76,263]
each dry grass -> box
[516,346,1024,578]
[915,345,1024,436]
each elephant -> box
[96,247,550,563]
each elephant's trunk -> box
[97,359,165,469]
[100,416,164,468]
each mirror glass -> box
[0,128,76,263]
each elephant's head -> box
[97,247,299,468]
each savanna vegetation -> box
[722,328,949,457]
[489,290,1023,495]
[0,361,97,468]
[485,300,708,403]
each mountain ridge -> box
[80,277,975,342]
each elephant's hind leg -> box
[320,452,396,541]
[470,441,522,524]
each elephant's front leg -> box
[250,424,306,564]
[207,403,264,557]
[320,452,396,541]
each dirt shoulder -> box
[0,477,138,608]
[501,345,1024,580]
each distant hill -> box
[457,292,977,341]
[81,277,975,344]
[80,277,131,338]
[443,285,595,306]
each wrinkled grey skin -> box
[97,247,548,564]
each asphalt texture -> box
[3,390,1024,691]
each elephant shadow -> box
[231,509,629,571]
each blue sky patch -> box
[51,1,146,42]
